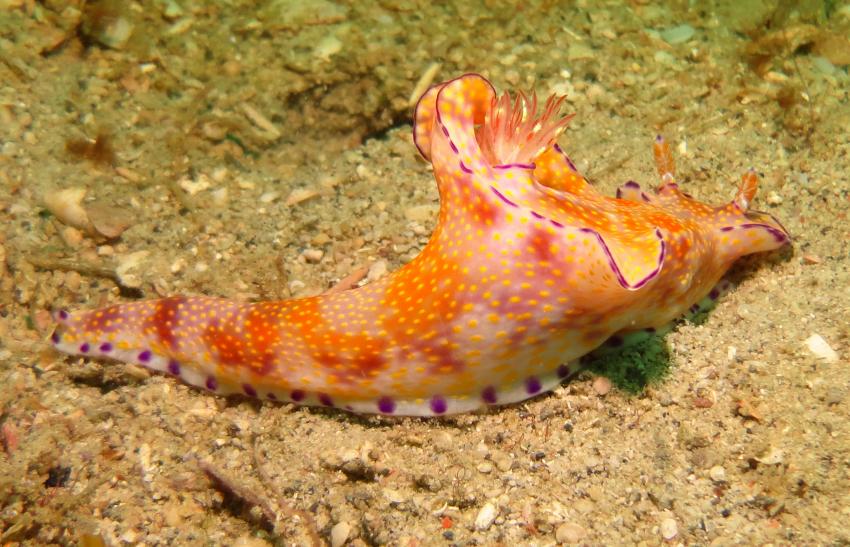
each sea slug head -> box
[711,169,791,263]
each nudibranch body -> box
[51,74,789,416]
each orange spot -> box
[147,296,184,349]
[527,226,556,262]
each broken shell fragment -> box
[43,187,93,233]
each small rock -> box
[477,462,493,474]
[330,521,351,547]
[115,250,150,289]
[766,191,783,205]
[383,488,405,505]
[474,502,497,531]
[285,187,318,206]
[404,204,438,223]
[232,535,272,547]
[709,465,726,482]
[804,333,839,363]
[301,248,324,263]
[432,431,454,452]
[367,260,388,282]
[491,450,512,472]
[86,202,133,239]
[661,24,695,45]
[179,173,212,196]
[60,226,84,248]
[660,517,678,540]
[755,446,784,465]
[567,43,594,61]
[555,522,587,543]
[592,376,612,396]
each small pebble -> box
[259,191,280,203]
[477,462,493,474]
[60,226,84,248]
[367,260,388,282]
[661,24,695,45]
[491,451,512,472]
[660,517,678,540]
[555,522,587,543]
[592,376,612,396]
[709,465,726,482]
[474,502,497,531]
[330,521,351,547]
[766,191,783,205]
[804,334,839,363]
[404,204,438,222]
[301,248,324,263]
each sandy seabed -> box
[1,1,848,545]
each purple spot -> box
[290,390,305,402]
[167,359,180,376]
[318,393,333,407]
[57,309,69,321]
[525,376,542,395]
[243,383,257,397]
[79,343,90,353]
[449,140,459,154]
[640,192,651,202]
[624,180,640,189]
[490,186,518,207]
[607,335,624,347]
[206,376,218,391]
[616,188,623,199]
[50,331,61,344]
[482,386,497,404]
[655,134,664,143]
[459,161,473,174]
[556,364,571,379]
[720,226,735,232]
[554,144,578,172]
[441,124,449,137]
[99,342,113,353]
[430,395,448,415]
[377,396,396,414]
[645,327,656,333]
[138,350,152,363]
[530,210,543,220]
[550,219,564,228]
[267,393,277,401]
[709,288,720,300]
[689,304,700,313]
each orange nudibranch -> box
[52,74,789,416]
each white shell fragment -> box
[804,334,839,363]
[43,187,92,232]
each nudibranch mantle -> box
[51,73,789,416]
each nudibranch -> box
[51,74,789,416]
